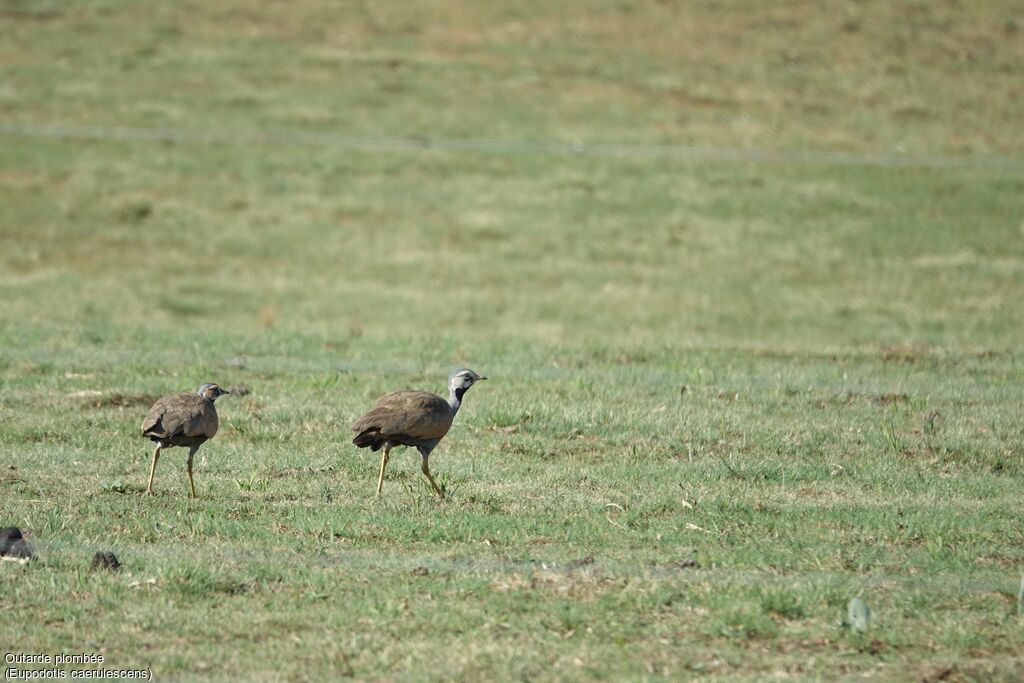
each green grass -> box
[2,1,1023,680]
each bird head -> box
[197,383,230,402]
[448,368,486,394]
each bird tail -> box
[352,429,384,451]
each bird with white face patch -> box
[352,368,487,500]
[141,383,229,497]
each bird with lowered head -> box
[352,368,486,500]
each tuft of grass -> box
[234,472,269,493]
[162,564,252,598]
[759,587,806,620]
[882,420,904,453]
[718,608,780,640]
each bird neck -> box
[448,386,467,414]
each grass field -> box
[2,1,1023,680]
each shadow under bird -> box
[141,383,229,497]
[352,368,486,500]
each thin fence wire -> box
[1,120,1022,170]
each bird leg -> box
[421,456,445,500]
[145,444,161,495]
[376,445,391,496]
[186,446,198,498]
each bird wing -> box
[141,393,218,439]
[352,390,453,441]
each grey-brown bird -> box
[352,368,486,499]
[141,383,229,497]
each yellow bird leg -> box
[145,444,161,495]
[421,457,445,500]
[376,445,391,496]
[186,447,198,498]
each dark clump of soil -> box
[566,556,596,571]
[91,551,121,571]
[90,393,159,409]
[872,392,909,406]
[0,527,33,559]
[648,558,701,572]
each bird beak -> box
[478,376,487,381]
[222,390,231,395]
